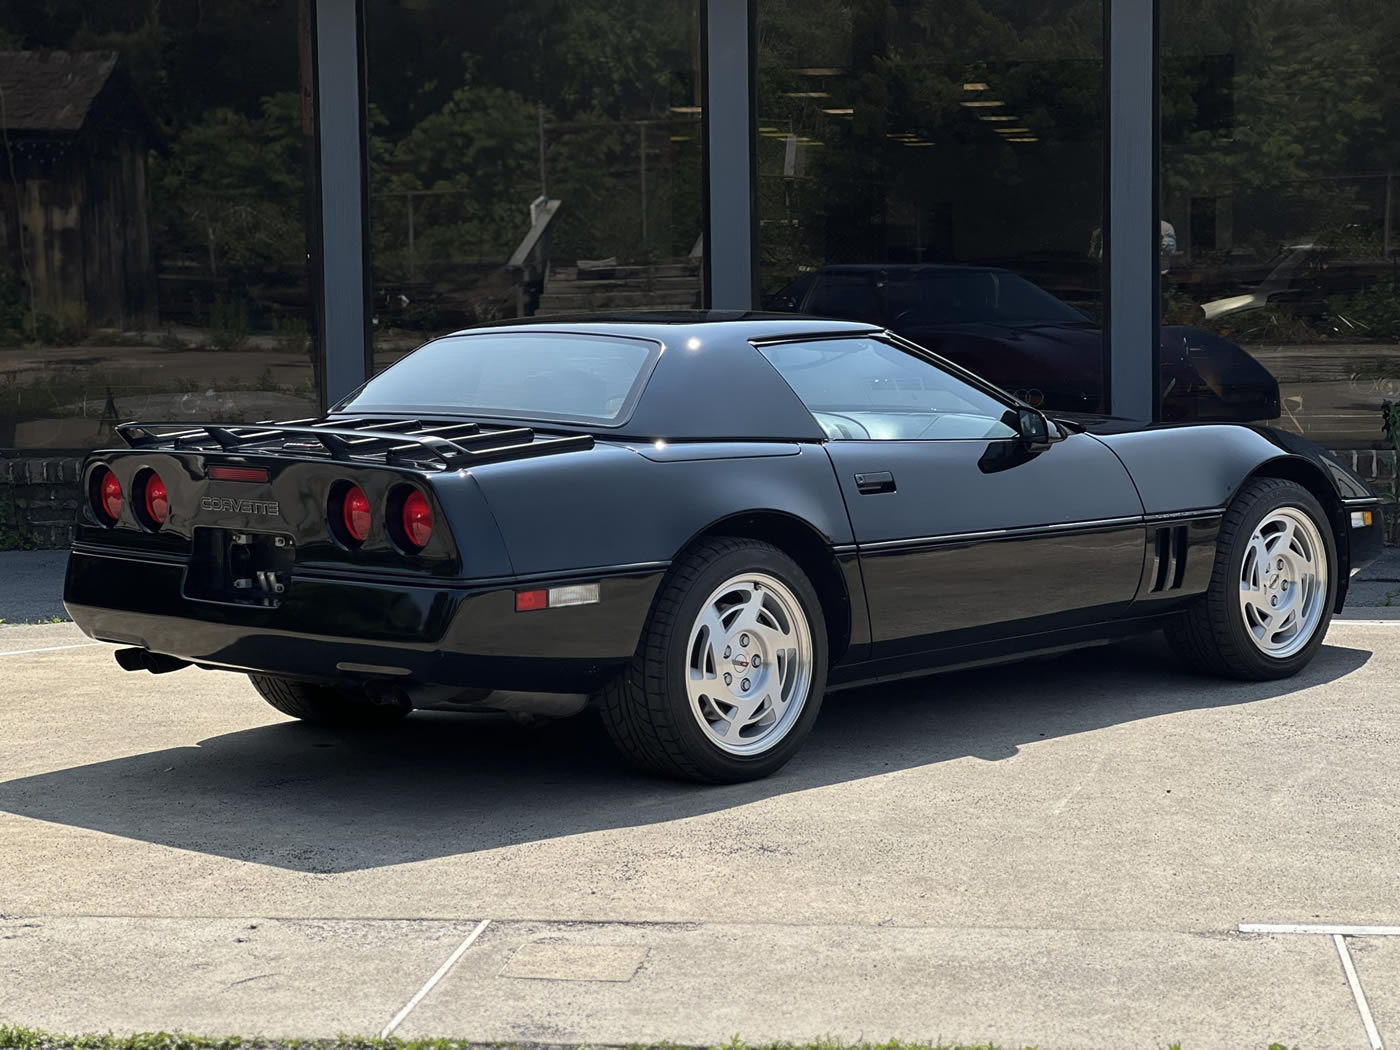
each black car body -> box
[765,264,1281,422]
[65,315,1384,781]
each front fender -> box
[1092,424,1376,513]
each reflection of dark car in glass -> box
[766,264,1280,422]
[1199,241,1389,332]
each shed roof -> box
[0,50,122,133]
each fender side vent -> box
[1150,525,1190,592]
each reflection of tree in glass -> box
[754,0,1105,296]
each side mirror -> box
[1017,406,1052,449]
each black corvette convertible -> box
[66,314,1384,783]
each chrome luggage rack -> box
[115,417,594,471]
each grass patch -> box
[0,1032,1307,1050]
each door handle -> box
[855,471,896,494]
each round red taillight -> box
[143,473,169,526]
[342,485,371,543]
[98,469,123,524]
[401,490,433,550]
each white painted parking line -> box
[0,642,104,657]
[1334,933,1385,1050]
[1333,620,1400,627]
[1241,924,1400,936]
[379,918,490,1038]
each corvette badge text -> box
[201,496,281,518]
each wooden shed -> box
[0,50,158,331]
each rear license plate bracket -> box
[185,528,295,607]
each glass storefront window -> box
[0,3,317,453]
[757,0,1108,416]
[364,0,704,375]
[1162,0,1400,446]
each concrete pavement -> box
[0,550,68,623]
[2,620,1399,1047]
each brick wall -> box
[2,448,1398,551]
[1,456,84,550]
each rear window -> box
[336,332,660,425]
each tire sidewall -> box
[659,545,828,781]
[1222,483,1337,677]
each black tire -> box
[248,675,412,727]
[598,537,829,784]
[1166,478,1337,680]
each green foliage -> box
[1331,279,1400,340]
[1210,307,1326,347]
[0,487,37,551]
[157,327,188,351]
[150,91,309,281]
[0,267,27,345]
[26,304,88,347]
[208,296,251,352]
[371,77,540,272]
[271,316,310,356]
[1382,399,1400,455]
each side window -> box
[757,337,1020,441]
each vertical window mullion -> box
[1105,0,1159,421]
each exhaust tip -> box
[113,647,191,675]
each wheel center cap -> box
[731,652,751,673]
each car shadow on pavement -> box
[0,635,1371,873]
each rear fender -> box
[469,441,855,575]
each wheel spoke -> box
[724,695,763,735]
[696,604,728,647]
[725,587,767,635]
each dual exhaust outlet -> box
[113,647,191,675]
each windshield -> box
[335,332,661,425]
[882,270,1089,327]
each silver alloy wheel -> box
[1238,507,1329,659]
[684,571,814,756]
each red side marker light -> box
[343,485,371,543]
[98,469,123,523]
[401,490,434,549]
[144,473,169,525]
[515,589,549,612]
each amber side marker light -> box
[1350,511,1374,528]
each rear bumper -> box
[64,549,662,693]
